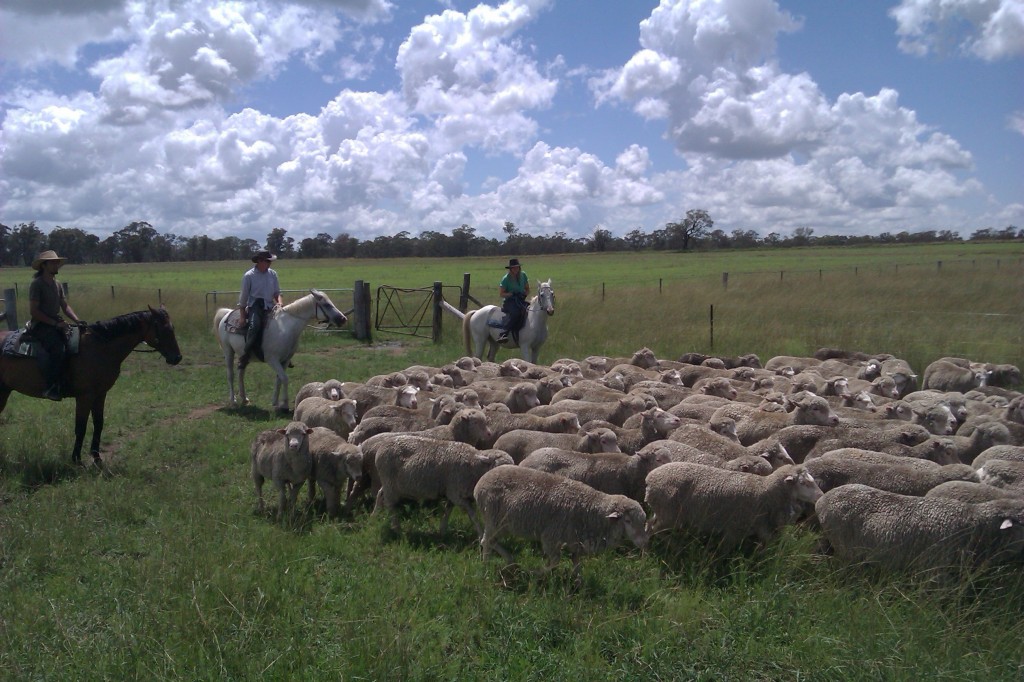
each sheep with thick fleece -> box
[926,480,1023,504]
[815,483,1024,574]
[521,446,672,502]
[293,397,359,440]
[972,444,1024,468]
[793,421,933,462]
[473,465,648,582]
[492,426,620,464]
[347,407,438,445]
[527,395,649,427]
[581,408,681,455]
[412,408,493,448]
[498,382,542,414]
[480,411,582,448]
[550,379,624,404]
[978,459,1024,493]
[341,382,419,419]
[294,378,345,407]
[950,420,1011,463]
[734,392,840,446]
[372,434,512,534]
[667,422,794,470]
[251,421,314,521]
[910,403,958,435]
[644,463,823,552]
[305,427,363,518]
[803,450,978,495]
[921,360,987,392]
[628,381,692,410]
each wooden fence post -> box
[460,273,470,312]
[432,281,443,343]
[709,304,714,351]
[353,280,371,341]
[2,288,16,330]
[361,281,372,341]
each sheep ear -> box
[305,428,314,435]
[784,474,796,483]
[607,511,622,520]
[759,452,770,460]
[475,454,490,462]
[1000,519,1014,530]
[276,428,287,436]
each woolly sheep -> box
[815,483,1024,575]
[293,397,359,440]
[583,408,681,455]
[365,371,408,388]
[528,395,649,427]
[306,426,363,518]
[251,421,314,521]
[341,383,419,419]
[950,421,1011,463]
[492,426,621,464]
[803,451,978,495]
[414,408,493,448]
[372,434,512,534]
[972,444,1024,468]
[644,463,823,552]
[926,480,1023,504]
[911,403,958,435]
[521,445,672,502]
[479,411,582,449]
[978,459,1024,493]
[347,406,438,445]
[734,392,840,446]
[550,380,625,404]
[921,360,987,392]
[473,465,649,582]
[796,421,934,462]
[293,378,345,407]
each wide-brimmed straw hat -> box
[505,258,522,269]
[251,249,278,263]
[31,250,66,271]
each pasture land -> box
[1,243,1023,679]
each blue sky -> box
[0,0,1021,244]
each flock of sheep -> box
[249,347,1024,583]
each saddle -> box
[2,326,81,359]
[224,308,275,335]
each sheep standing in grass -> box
[520,446,672,502]
[734,392,840,446]
[921,360,987,392]
[492,426,620,464]
[528,395,650,427]
[306,427,363,518]
[251,421,314,521]
[479,411,582,449]
[415,408,493,448]
[581,407,681,455]
[644,463,823,552]
[294,378,345,407]
[372,435,513,534]
[473,465,648,583]
[815,483,1024,574]
[978,459,1024,493]
[803,450,978,495]
[293,397,359,440]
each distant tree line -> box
[0,212,1019,266]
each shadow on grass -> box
[219,404,281,422]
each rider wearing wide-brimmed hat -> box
[237,249,283,369]
[29,250,82,400]
[496,257,530,343]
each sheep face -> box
[789,469,824,504]
[278,422,314,453]
[609,502,649,551]
[397,386,419,409]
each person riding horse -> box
[28,250,83,401]
[237,249,283,370]
[496,257,530,344]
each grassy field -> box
[1,243,1023,679]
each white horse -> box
[463,279,555,363]
[214,289,347,411]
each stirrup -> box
[496,331,509,343]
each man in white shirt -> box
[237,249,283,369]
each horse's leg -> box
[72,398,90,464]
[486,339,499,363]
[237,363,250,406]
[223,342,238,407]
[266,358,289,411]
[88,393,107,464]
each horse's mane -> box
[87,310,152,340]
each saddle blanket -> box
[223,309,250,335]
[1,326,80,358]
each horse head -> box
[310,289,348,327]
[146,305,183,365]
[537,280,555,316]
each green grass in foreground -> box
[1,245,1024,678]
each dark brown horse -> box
[0,306,183,464]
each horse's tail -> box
[462,309,476,356]
[213,308,232,349]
